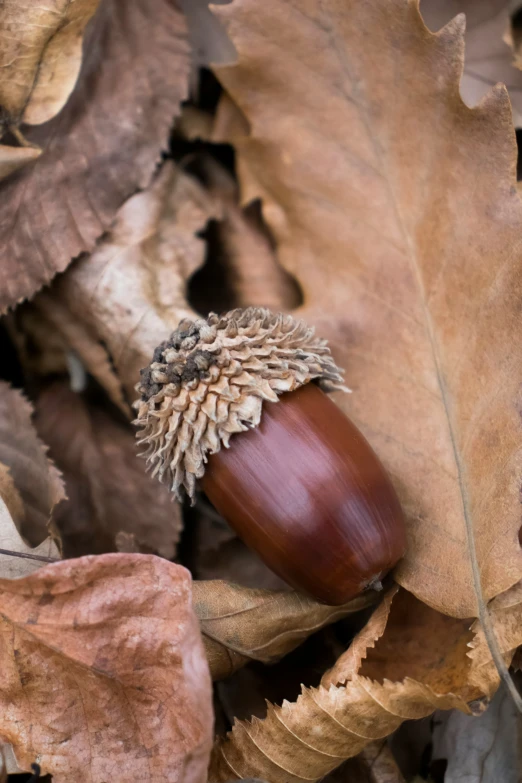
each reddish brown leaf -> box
[0,554,212,781]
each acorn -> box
[134,308,406,605]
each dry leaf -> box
[420,1,522,126]
[192,507,290,591]
[0,553,213,782]
[468,580,522,696]
[209,588,478,782]
[195,158,302,311]
[209,580,522,782]
[0,484,59,580]
[322,742,406,783]
[193,580,375,680]
[431,686,522,783]
[0,382,64,545]
[0,145,41,182]
[33,382,182,559]
[35,162,219,405]
[211,0,522,618]
[178,0,237,66]
[0,0,100,128]
[0,0,190,314]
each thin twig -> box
[0,548,59,564]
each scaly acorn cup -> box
[134,308,406,604]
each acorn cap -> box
[134,307,347,501]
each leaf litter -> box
[1,0,522,780]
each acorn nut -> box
[134,307,406,605]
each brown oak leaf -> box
[420,1,522,126]
[0,554,212,782]
[0,0,190,314]
[211,0,522,617]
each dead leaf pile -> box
[1,0,522,780]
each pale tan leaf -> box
[0,487,59,580]
[212,0,522,617]
[0,382,65,545]
[420,1,522,126]
[0,0,190,313]
[33,382,182,559]
[0,0,99,127]
[192,580,376,680]
[38,162,220,403]
[0,145,41,181]
[0,554,212,782]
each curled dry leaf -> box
[420,1,522,126]
[0,382,64,545]
[0,0,99,128]
[0,0,191,314]
[33,382,182,559]
[35,162,219,405]
[212,0,522,618]
[0,554,213,782]
[209,584,522,782]
[192,580,376,680]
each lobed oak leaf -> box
[34,162,220,405]
[420,1,522,126]
[0,382,64,546]
[0,553,213,782]
[211,0,522,618]
[192,580,375,680]
[0,0,191,314]
[33,381,183,559]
